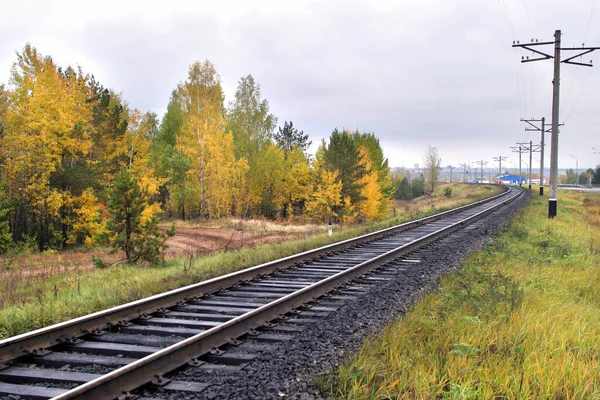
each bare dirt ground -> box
[163,227,301,258]
[0,226,303,278]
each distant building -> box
[497,174,526,184]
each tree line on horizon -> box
[0,44,405,253]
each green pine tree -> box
[100,170,174,265]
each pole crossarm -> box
[520,118,548,196]
[513,41,600,66]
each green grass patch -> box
[331,190,600,399]
[0,184,501,339]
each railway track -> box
[0,186,523,400]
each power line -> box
[497,0,517,40]
[562,0,597,121]
[584,0,596,45]
[563,40,600,123]
[514,50,524,117]
[522,0,532,36]
[493,156,508,176]
[513,31,600,218]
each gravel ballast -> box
[143,191,529,400]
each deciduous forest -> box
[0,45,396,253]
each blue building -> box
[497,174,526,184]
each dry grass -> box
[330,189,600,399]
[0,184,501,340]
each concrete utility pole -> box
[510,145,527,186]
[521,118,554,195]
[513,31,600,218]
[475,160,488,182]
[516,141,540,189]
[459,163,468,183]
[528,141,533,189]
[493,156,508,181]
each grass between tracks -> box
[328,189,600,399]
[0,183,500,339]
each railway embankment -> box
[332,190,600,399]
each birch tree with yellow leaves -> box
[0,45,98,248]
[172,60,247,219]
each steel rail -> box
[51,186,522,400]
[0,185,509,364]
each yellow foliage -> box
[68,189,105,246]
[357,146,386,221]
[141,203,163,225]
[305,170,343,223]
[1,45,94,213]
[175,60,239,218]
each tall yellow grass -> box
[333,189,600,399]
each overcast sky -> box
[2,0,600,170]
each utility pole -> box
[515,141,540,189]
[510,145,527,186]
[493,156,507,181]
[513,31,600,218]
[459,163,468,183]
[521,118,553,195]
[475,160,487,182]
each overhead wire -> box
[497,0,517,40]
[564,42,599,123]
[584,0,596,44]
[564,0,598,123]
[522,0,534,119]
[497,0,525,119]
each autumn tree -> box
[1,45,98,249]
[125,108,164,200]
[227,75,277,160]
[277,146,311,219]
[357,147,384,221]
[171,60,247,219]
[88,81,129,188]
[305,143,343,223]
[424,146,441,193]
[152,95,192,218]
[353,131,392,219]
[227,75,278,216]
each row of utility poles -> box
[513,30,600,218]
[510,141,541,190]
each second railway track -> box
[0,185,523,400]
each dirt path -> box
[0,227,301,278]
